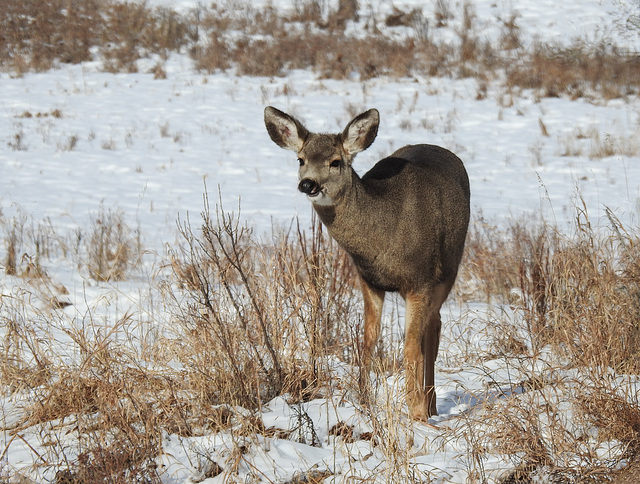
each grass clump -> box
[0,0,193,74]
[98,2,193,73]
[86,205,141,282]
[0,0,101,72]
[457,204,640,481]
[506,42,640,100]
[0,195,363,480]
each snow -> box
[1,0,640,482]
[4,65,639,240]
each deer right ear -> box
[264,106,309,152]
[342,109,379,156]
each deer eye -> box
[297,158,305,166]
[330,159,341,168]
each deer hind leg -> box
[404,283,450,420]
[422,305,442,418]
[359,278,385,399]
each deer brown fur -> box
[264,106,470,420]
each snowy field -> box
[6,64,640,239]
[1,0,640,482]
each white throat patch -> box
[308,191,334,206]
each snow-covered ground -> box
[1,0,640,482]
[4,60,639,241]
[2,0,639,241]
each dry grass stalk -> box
[86,206,141,282]
[3,218,20,276]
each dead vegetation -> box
[166,192,359,410]
[1,0,638,98]
[86,205,142,282]
[0,196,363,480]
[457,205,640,482]
[2,194,640,481]
[0,0,193,74]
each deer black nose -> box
[298,178,320,195]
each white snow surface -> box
[1,0,640,482]
[1,0,640,239]
[4,61,640,239]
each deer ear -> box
[341,109,379,156]
[264,106,309,152]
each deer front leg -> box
[359,278,385,400]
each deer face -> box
[295,133,350,206]
[264,106,379,207]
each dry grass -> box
[505,42,640,100]
[457,204,640,482]
[2,196,640,480]
[2,216,22,276]
[0,0,101,73]
[0,195,365,480]
[166,192,359,410]
[459,213,555,306]
[1,0,638,98]
[462,206,640,369]
[86,205,142,282]
[1,214,63,280]
[0,0,192,74]
[98,2,192,73]
[559,125,640,159]
[1,301,170,482]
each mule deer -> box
[264,106,470,420]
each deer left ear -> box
[341,109,379,156]
[264,106,309,152]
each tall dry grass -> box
[0,0,193,74]
[166,192,360,410]
[505,42,640,100]
[0,196,363,480]
[86,205,142,282]
[457,204,640,482]
[2,194,640,481]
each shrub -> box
[1,0,639,99]
[167,193,359,410]
[505,42,640,99]
[0,0,101,72]
[0,0,192,74]
[99,2,192,73]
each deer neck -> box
[311,168,378,258]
